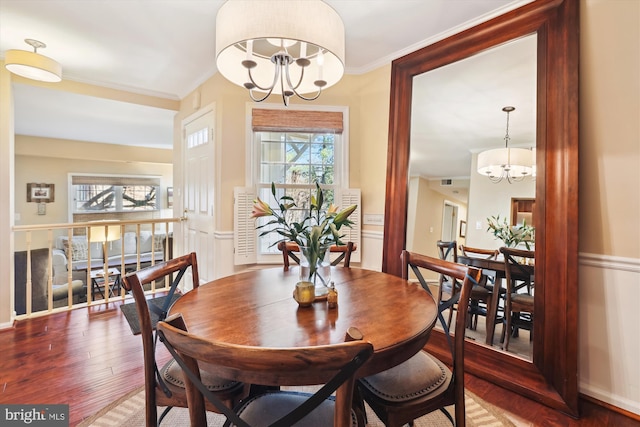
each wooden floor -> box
[1,300,638,427]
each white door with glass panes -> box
[183,109,215,285]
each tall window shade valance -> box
[252,109,343,134]
[71,175,161,186]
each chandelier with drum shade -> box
[215,0,345,106]
[4,39,62,83]
[477,106,535,183]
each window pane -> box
[286,141,310,165]
[122,185,157,211]
[261,140,284,163]
[74,185,115,212]
[260,164,286,184]
[287,165,312,184]
[73,183,158,213]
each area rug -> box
[79,385,514,427]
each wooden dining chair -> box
[121,252,246,427]
[277,241,357,271]
[458,245,500,330]
[157,314,373,427]
[499,247,535,352]
[354,250,481,427]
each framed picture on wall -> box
[27,183,55,203]
[459,220,467,238]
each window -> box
[71,174,160,214]
[234,105,359,265]
[255,130,338,255]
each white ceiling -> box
[410,34,537,179]
[1,0,533,171]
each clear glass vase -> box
[299,244,331,298]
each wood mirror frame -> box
[381,0,579,417]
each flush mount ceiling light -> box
[4,38,62,83]
[477,106,534,183]
[215,0,344,106]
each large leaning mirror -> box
[382,0,579,416]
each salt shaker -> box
[327,281,338,309]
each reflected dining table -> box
[456,255,506,346]
[168,266,438,382]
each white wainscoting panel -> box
[360,229,384,271]
[213,231,239,279]
[578,252,640,415]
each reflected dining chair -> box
[437,241,492,333]
[157,314,373,427]
[277,241,357,270]
[458,245,500,330]
[436,240,459,327]
[354,250,482,427]
[121,252,246,427]
[499,247,535,352]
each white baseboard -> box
[579,381,640,416]
[0,319,14,330]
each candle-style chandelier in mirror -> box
[477,106,535,183]
[215,0,345,106]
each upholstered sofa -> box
[14,248,85,315]
[51,231,168,283]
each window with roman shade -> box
[234,106,360,265]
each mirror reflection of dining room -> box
[405,34,537,360]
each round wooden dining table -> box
[169,266,438,379]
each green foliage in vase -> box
[486,214,535,249]
[251,182,357,280]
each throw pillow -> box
[65,239,88,261]
[123,232,137,255]
[153,235,165,252]
[138,231,153,253]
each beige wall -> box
[576,0,640,414]
[579,0,639,258]
[1,64,15,328]
[174,67,391,238]
[407,176,468,281]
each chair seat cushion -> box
[470,284,491,298]
[161,359,241,391]
[511,293,534,306]
[359,350,450,402]
[234,391,358,426]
